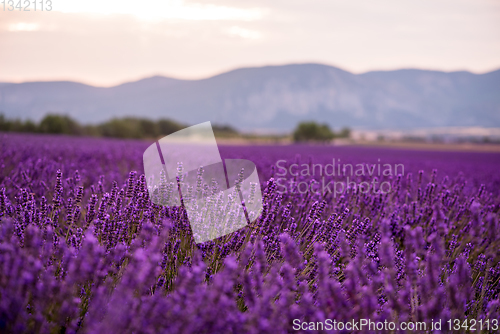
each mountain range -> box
[1,63,499,132]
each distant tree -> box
[98,118,142,138]
[0,113,39,132]
[98,117,181,138]
[138,118,159,138]
[212,124,239,137]
[337,127,351,138]
[22,120,37,133]
[157,119,183,136]
[79,124,99,136]
[38,114,83,135]
[0,113,10,131]
[293,121,335,142]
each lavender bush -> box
[1,132,499,333]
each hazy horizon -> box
[1,62,499,88]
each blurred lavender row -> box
[0,132,499,333]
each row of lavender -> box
[1,132,499,333]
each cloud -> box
[8,22,40,32]
[54,0,268,21]
[227,26,261,39]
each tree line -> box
[0,113,349,142]
[0,113,237,139]
[292,121,350,142]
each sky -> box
[0,0,499,86]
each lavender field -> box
[1,132,500,333]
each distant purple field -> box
[1,132,499,333]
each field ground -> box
[216,136,500,152]
[347,140,500,152]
